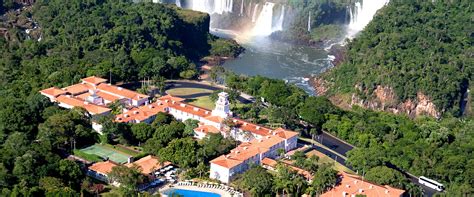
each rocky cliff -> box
[312,78,441,118]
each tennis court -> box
[80,144,131,164]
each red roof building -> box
[321,172,405,197]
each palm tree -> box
[152,75,166,96]
[293,175,307,196]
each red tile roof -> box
[95,91,122,103]
[88,161,118,175]
[232,118,273,137]
[194,124,220,134]
[273,127,299,139]
[62,83,94,95]
[97,83,148,101]
[125,155,171,175]
[81,76,108,85]
[159,97,212,118]
[56,95,111,115]
[39,87,67,98]
[210,135,287,169]
[261,157,278,167]
[211,155,243,169]
[321,172,405,197]
[205,116,224,123]
[115,102,167,123]
[159,95,185,102]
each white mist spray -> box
[252,2,275,36]
[252,3,259,23]
[347,0,389,38]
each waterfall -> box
[154,0,287,38]
[240,0,244,16]
[307,11,311,32]
[251,4,259,23]
[347,0,389,37]
[190,0,233,15]
[275,6,285,31]
[252,2,275,36]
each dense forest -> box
[0,0,240,195]
[222,72,473,196]
[322,1,473,117]
[0,0,472,196]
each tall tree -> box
[158,137,199,168]
[365,166,407,189]
[239,166,274,196]
[308,164,338,195]
[108,165,145,195]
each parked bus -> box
[419,176,444,191]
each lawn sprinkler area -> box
[78,144,134,164]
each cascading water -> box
[251,4,259,23]
[347,0,389,38]
[247,1,252,16]
[275,6,285,31]
[240,0,244,16]
[152,0,334,95]
[252,2,275,36]
[190,0,233,15]
[159,0,287,38]
[307,11,311,32]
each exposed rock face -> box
[350,85,440,118]
[311,78,441,118]
[311,77,329,96]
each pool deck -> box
[160,185,232,197]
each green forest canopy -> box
[0,0,240,195]
[323,1,473,116]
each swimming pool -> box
[163,188,221,197]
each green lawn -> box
[306,150,354,173]
[188,96,215,110]
[165,87,213,96]
[103,144,141,157]
[73,150,102,162]
[166,86,245,110]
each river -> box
[211,29,333,95]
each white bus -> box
[418,176,445,191]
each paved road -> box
[305,132,438,196]
[317,132,354,157]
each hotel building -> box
[42,76,299,184]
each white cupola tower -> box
[212,92,232,118]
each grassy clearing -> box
[188,96,215,110]
[306,150,354,173]
[165,87,213,96]
[73,150,102,162]
[103,144,141,157]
